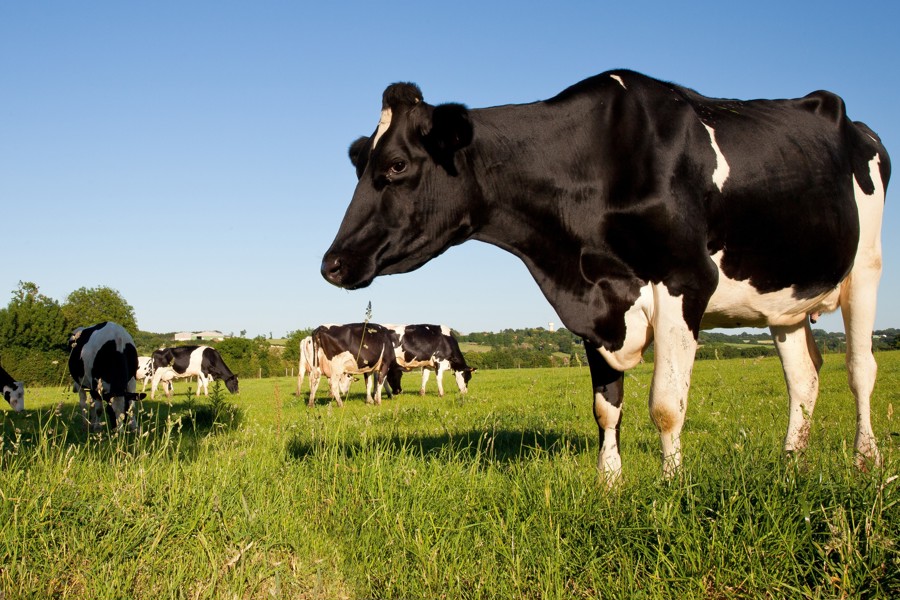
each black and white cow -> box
[322,70,890,481]
[1,365,25,413]
[149,346,239,399]
[136,356,175,397]
[381,324,475,396]
[296,335,353,401]
[310,323,397,406]
[68,321,145,430]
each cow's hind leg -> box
[297,363,306,396]
[840,156,885,469]
[419,368,431,396]
[841,269,883,469]
[771,321,822,455]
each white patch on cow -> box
[372,107,392,149]
[453,368,468,394]
[3,382,25,412]
[597,283,654,371]
[610,74,627,89]
[78,324,131,369]
[702,123,730,192]
[702,252,842,329]
[135,356,152,381]
[852,154,884,264]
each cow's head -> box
[322,82,476,289]
[3,381,25,412]
[455,366,476,393]
[224,374,239,394]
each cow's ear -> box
[349,136,371,169]
[423,103,472,174]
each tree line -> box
[1,281,898,386]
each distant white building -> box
[174,330,226,342]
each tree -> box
[0,281,69,351]
[62,286,138,332]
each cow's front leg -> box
[649,287,699,478]
[365,373,375,404]
[329,373,346,407]
[370,371,385,405]
[307,370,321,407]
[585,343,624,483]
[88,389,104,430]
[76,386,94,429]
[109,396,126,431]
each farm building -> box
[173,330,227,342]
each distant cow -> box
[136,355,175,397]
[68,321,145,430]
[310,323,397,406]
[382,324,475,396]
[149,346,239,400]
[296,335,352,401]
[322,70,890,480]
[1,365,24,412]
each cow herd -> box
[297,323,476,407]
[1,320,474,431]
[0,321,243,431]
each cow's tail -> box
[311,333,319,369]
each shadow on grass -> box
[286,427,595,464]
[0,384,243,455]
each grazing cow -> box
[68,321,145,430]
[381,324,475,396]
[310,323,397,406]
[136,356,175,397]
[321,70,890,481]
[149,346,239,400]
[296,335,353,401]
[1,365,25,412]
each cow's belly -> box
[396,356,435,370]
[701,251,842,329]
[330,350,383,375]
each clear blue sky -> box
[2,1,898,337]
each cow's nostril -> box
[321,255,343,282]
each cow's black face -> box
[322,83,475,289]
[225,375,239,394]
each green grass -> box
[1,352,899,599]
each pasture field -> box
[1,352,899,599]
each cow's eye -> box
[389,161,407,175]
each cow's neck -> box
[466,103,637,349]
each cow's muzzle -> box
[321,252,372,290]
